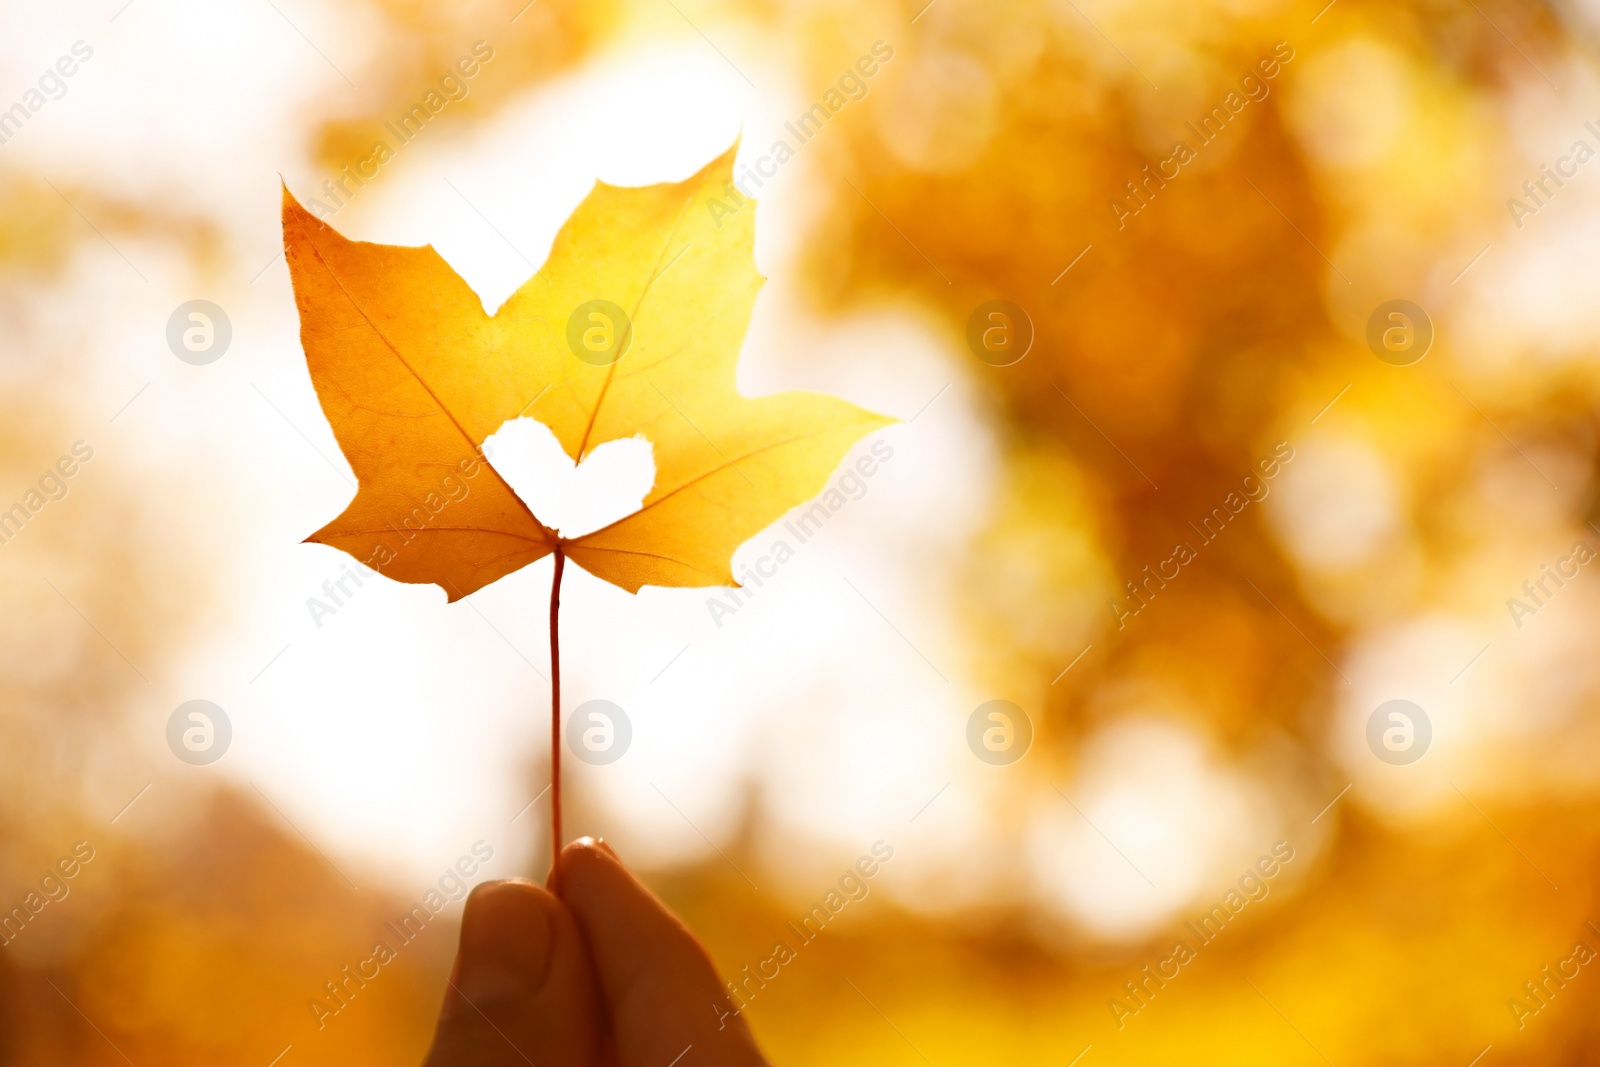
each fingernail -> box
[573,835,619,860]
[449,882,552,1016]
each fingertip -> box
[447,880,556,1016]
[461,877,559,928]
[465,875,552,906]
[567,835,618,861]
[555,844,767,1065]
[425,878,605,1067]
[551,837,614,888]
[559,838,719,993]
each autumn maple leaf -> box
[284,144,891,598]
[282,143,893,869]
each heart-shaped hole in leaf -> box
[483,418,656,540]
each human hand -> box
[422,838,769,1067]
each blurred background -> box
[4,0,1600,1062]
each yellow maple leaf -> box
[283,144,894,599]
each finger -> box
[558,838,767,1067]
[422,879,604,1067]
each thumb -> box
[422,879,603,1067]
[559,838,768,1067]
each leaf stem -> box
[548,545,566,892]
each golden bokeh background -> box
[4,0,1600,1063]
